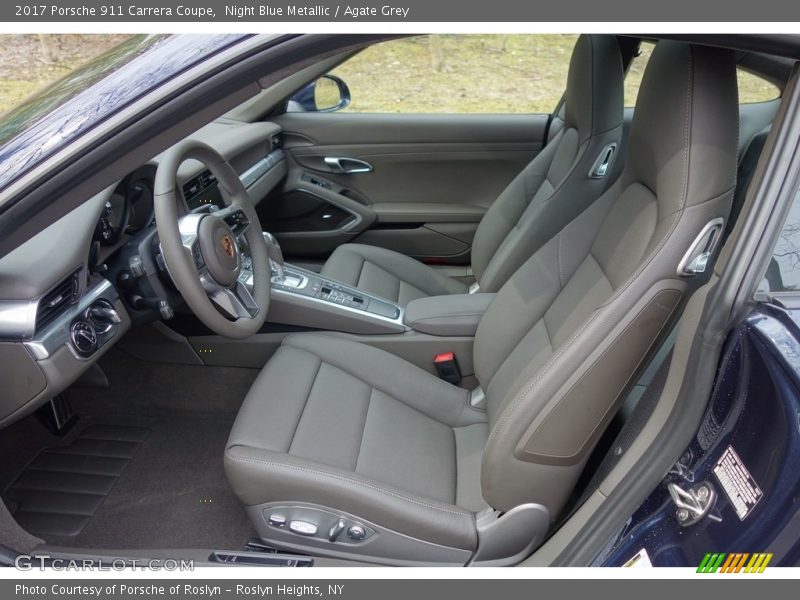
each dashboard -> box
[0,119,286,428]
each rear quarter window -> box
[624,42,781,107]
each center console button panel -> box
[264,265,401,322]
[237,237,405,334]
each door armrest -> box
[404,293,495,337]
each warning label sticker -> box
[713,445,763,520]
[622,548,653,568]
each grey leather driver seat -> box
[319,34,625,305]
[225,41,738,565]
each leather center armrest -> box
[404,293,496,337]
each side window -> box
[323,35,578,114]
[623,42,781,107]
[623,42,655,107]
[764,194,800,293]
[738,69,781,104]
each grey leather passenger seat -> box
[225,41,739,565]
[320,35,625,304]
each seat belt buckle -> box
[434,352,461,385]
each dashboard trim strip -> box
[240,149,285,190]
[0,299,38,341]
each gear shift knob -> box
[262,231,285,281]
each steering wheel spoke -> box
[210,281,260,320]
[174,213,205,267]
[215,205,251,237]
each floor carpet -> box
[1,347,260,550]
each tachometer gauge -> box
[126,178,155,232]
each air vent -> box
[35,270,81,333]
[182,170,217,203]
[270,132,283,150]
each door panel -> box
[268,112,547,262]
[257,169,376,258]
[353,223,476,262]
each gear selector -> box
[262,231,285,282]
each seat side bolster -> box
[224,445,478,551]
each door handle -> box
[323,156,373,174]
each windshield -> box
[0,34,245,192]
[0,35,133,117]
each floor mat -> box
[1,347,258,550]
[5,424,147,537]
[2,416,255,550]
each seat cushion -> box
[320,244,468,305]
[224,333,488,550]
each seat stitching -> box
[452,428,459,506]
[226,453,473,519]
[485,316,553,395]
[353,387,374,473]
[390,267,402,302]
[413,312,487,324]
[355,256,367,289]
[680,46,693,215]
[588,250,613,290]
[557,232,564,289]
[540,317,552,354]
[362,259,403,303]
[287,358,323,454]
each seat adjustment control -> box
[347,524,366,541]
[268,514,286,527]
[328,519,346,542]
[261,506,374,544]
[289,520,318,536]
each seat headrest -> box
[564,34,624,142]
[623,41,739,216]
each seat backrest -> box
[470,35,624,293]
[474,41,739,516]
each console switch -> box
[316,286,368,309]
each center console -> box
[239,237,407,335]
[272,269,402,321]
